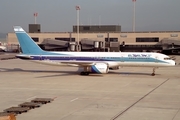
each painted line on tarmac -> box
[70,98,79,102]
[26,96,37,101]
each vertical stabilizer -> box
[14,26,44,54]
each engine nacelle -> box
[91,63,109,74]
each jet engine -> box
[91,63,109,74]
[78,63,109,75]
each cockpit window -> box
[164,57,172,60]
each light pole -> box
[75,5,80,51]
[99,15,101,27]
[132,0,136,32]
[34,12,38,24]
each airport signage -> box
[97,35,104,38]
[170,34,178,37]
[120,34,127,37]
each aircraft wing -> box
[60,61,95,67]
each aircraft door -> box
[40,55,42,61]
[95,56,100,61]
[155,56,158,63]
[121,55,124,62]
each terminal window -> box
[71,38,75,42]
[83,26,90,30]
[31,37,39,42]
[105,38,118,42]
[136,37,159,42]
[55,38,70,41]
[55,38,75,42]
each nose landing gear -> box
[151,67,158,76]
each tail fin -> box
[13,26,44,54]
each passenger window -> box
[164,57,171,60]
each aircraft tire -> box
[80,72,89,76]
[151,73,155,76]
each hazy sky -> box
[0,0,180,33]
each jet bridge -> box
[161,38,180,54]
[161,38,180,49]
[41,38,69,51]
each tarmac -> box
[0,53,16,60]
[0,55,180,120]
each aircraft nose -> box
[174,61,176,65]
[172,60,176,66]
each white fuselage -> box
[19,51,176,68]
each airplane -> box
[0,45,7,52]
[13,26,176,76]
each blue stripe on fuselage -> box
[27,55,168,63]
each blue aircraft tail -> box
[14,26,44,54]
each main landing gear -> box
[80,67,91,76]
[151,67,158,76]
[80,72,90,76]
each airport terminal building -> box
[7,24,180,54]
